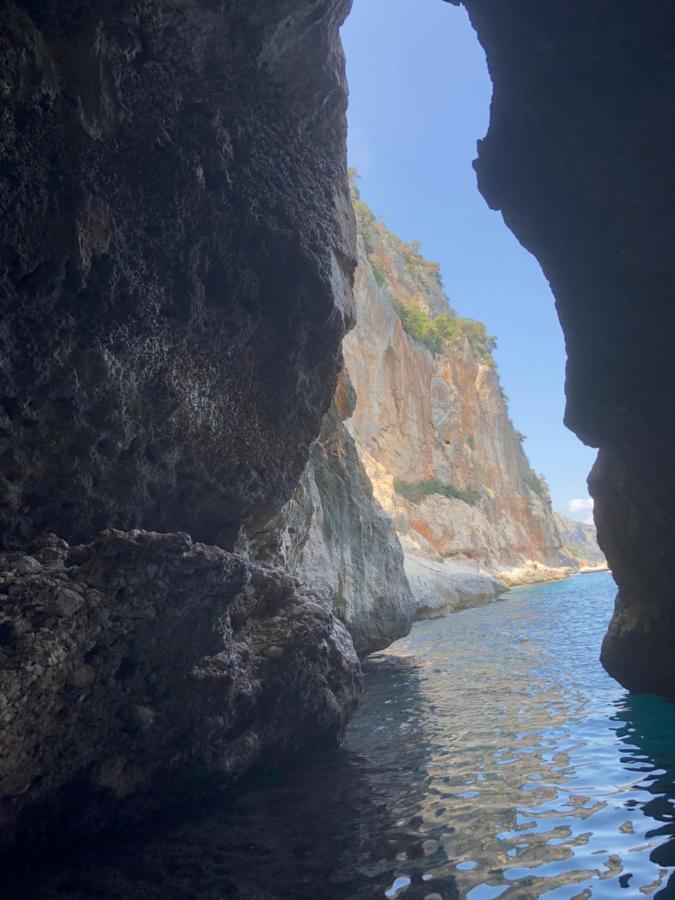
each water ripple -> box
[18,571,675,899]
[343,572,675,898]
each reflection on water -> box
[15,571,675,898]
[349,572,675,898]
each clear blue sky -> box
[341,0,597,523]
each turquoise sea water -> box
[23,571,675,899]
[344,571,675,898]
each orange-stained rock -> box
[343,215,577,593]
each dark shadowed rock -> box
[453,0,675,697]
[0,0,366,854]
[0,0,355,549]
[0,529,361,847]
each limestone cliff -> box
[343,186,572,610]
[554,513,606,568]
[244,182,569,633]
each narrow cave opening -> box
[304,1,675,896]
[342,0,599,554]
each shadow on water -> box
[612,693,675,897]
[7,656,458,900]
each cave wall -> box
[0,531,361,851]
[452,0,675,695]
[0,0,364,848]
[0,0,355,550]
[4,0,673,853]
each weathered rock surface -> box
[0,530,361,846]
[244,373,415,657]
[404,552,505,619]
[0,0,355,550]
[0,0,364,851]
[343,205,572,615]
[453,0,675,696]
[554,513,606,567]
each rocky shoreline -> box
[405,555,609,620]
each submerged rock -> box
[0,530,361,847]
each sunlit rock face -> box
[0,530,360,848]
[454,0,675,696]
[344,230,568,584]
[243,371,415,658]
[553,513,606,568]
[0,0,355,550]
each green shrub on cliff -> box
[399,237,443,287]
[456,317,497,364]
[349,169,496,364]
[370,262,386,287]
[394,478,480,507]
[349,169,377,251]
[391,298,496,363]
[349,168,443,288]
[524,471,550,500]
[391,299,448,353]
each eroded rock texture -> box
[0,0,361,852]
[0,0,354,550]
[0,530,361,846]
[454,0,675,696]
[243,371,415,658]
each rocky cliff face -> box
[4,0,670,858]
[453,0,675,697]
[252,182,571,629]
[554,513,606,567]
[342,189,570,611]
[0,0,361,847]
[242,372,415,658]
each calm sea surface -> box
[24,571,675,899]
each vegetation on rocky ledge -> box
[391,297,496,362]
[394,478,481,507]
[349,170,496,365]
[350,169,442,287]
[524,471,551,501]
